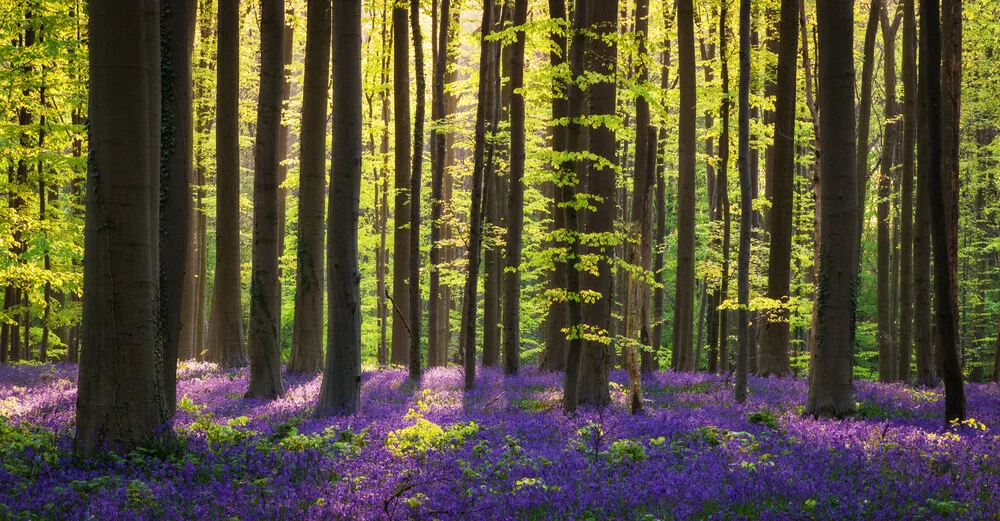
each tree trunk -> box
[759,0,797,378]
[805,0,858,419]
[914,7,935,387]
[288,0,331,374]
[391,3,411,367]
[159,0,196,419]
[624,0,651,412]
[427,0,451,368]
[502,0,527,377]
[275,10,294,283]
[246,0,286,400]
[76,0,166,455]
[316,0,363,416]
[562,0,589,413]
[408,0,426,382]
[716,3,732,375]
[652,5,672,372]
[899,0,916,382]
[856,0,879,278]
[577,0,617,406]
[673,0,696,372]
[735,0,751,403]
[459,0,497,390]
[877,5,899,383]
[208,0,248,368]
[929,0,966,421]
[541,0,569,372]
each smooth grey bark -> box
[289,0,331,374]
[502,0,527,376]
[316,0,363,417]
[805,0,858,418]
[76,0,166,455]
[207,0,248,369]
[246,0,285,400]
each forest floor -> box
[1,362,998,520]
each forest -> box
[2,0,1000,518]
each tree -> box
[427,0,452,369]
[758,0,797,378]
[924,0,966,421]
[207,0,248,369]
[899,0,916,383]
[561,0,589,414]
[735,0,751,403]
[877,3,899,383]
[673,0,696,372]
[408,0,426,382]
[460,0,497,390]
[652,2,672,372]
[502,0,528,377]
[76,0,166,454]
[246,0,285,400]
[288,0,331,374]
[316,0,363,417]
[805,0,858,418]
[715,2,732,375]
[391,2,411,367]
[913,0,935,387]
[542,0,569,372]
[625,0,652,411]
[855,0,879,273]
[159,0,196,419]
[577,0,617,406]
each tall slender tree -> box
[759,0,797,377]
[735,0,751,403]
[460,0,497,390]
[246,0,286,399]
[502,0,528,376]
[207,0,248,368]
[427,0,452,368]
[391,2,411,367]
[76,0,166,455]
[673,0,697,371]
[316,0,363,417]
[562,0,589,413]
[805,0,858,418]
[625,0,652,410]
[899,0,916,382]
[577,0,617,406]
[542,0,569,372]
[408,0,426,382]
[914,0,935,387]
[927,0,966,421]
[288,0,331,374]
[159,0,196,418]
[877,4,899,383]
[856,0,879,272]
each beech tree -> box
[502,0,528,377]
[159,0,196,418]
[391,2,411,367]
[758,0,797,378]
[460,0,497,390]
[288,0,331,374]
[673,0,696,372]
[316,0,363,417]
[246,0,285,399]
[76,0,166,455]
[207,0,248,369]
[805,0,858,418]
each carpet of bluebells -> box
[2,362,999,520]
